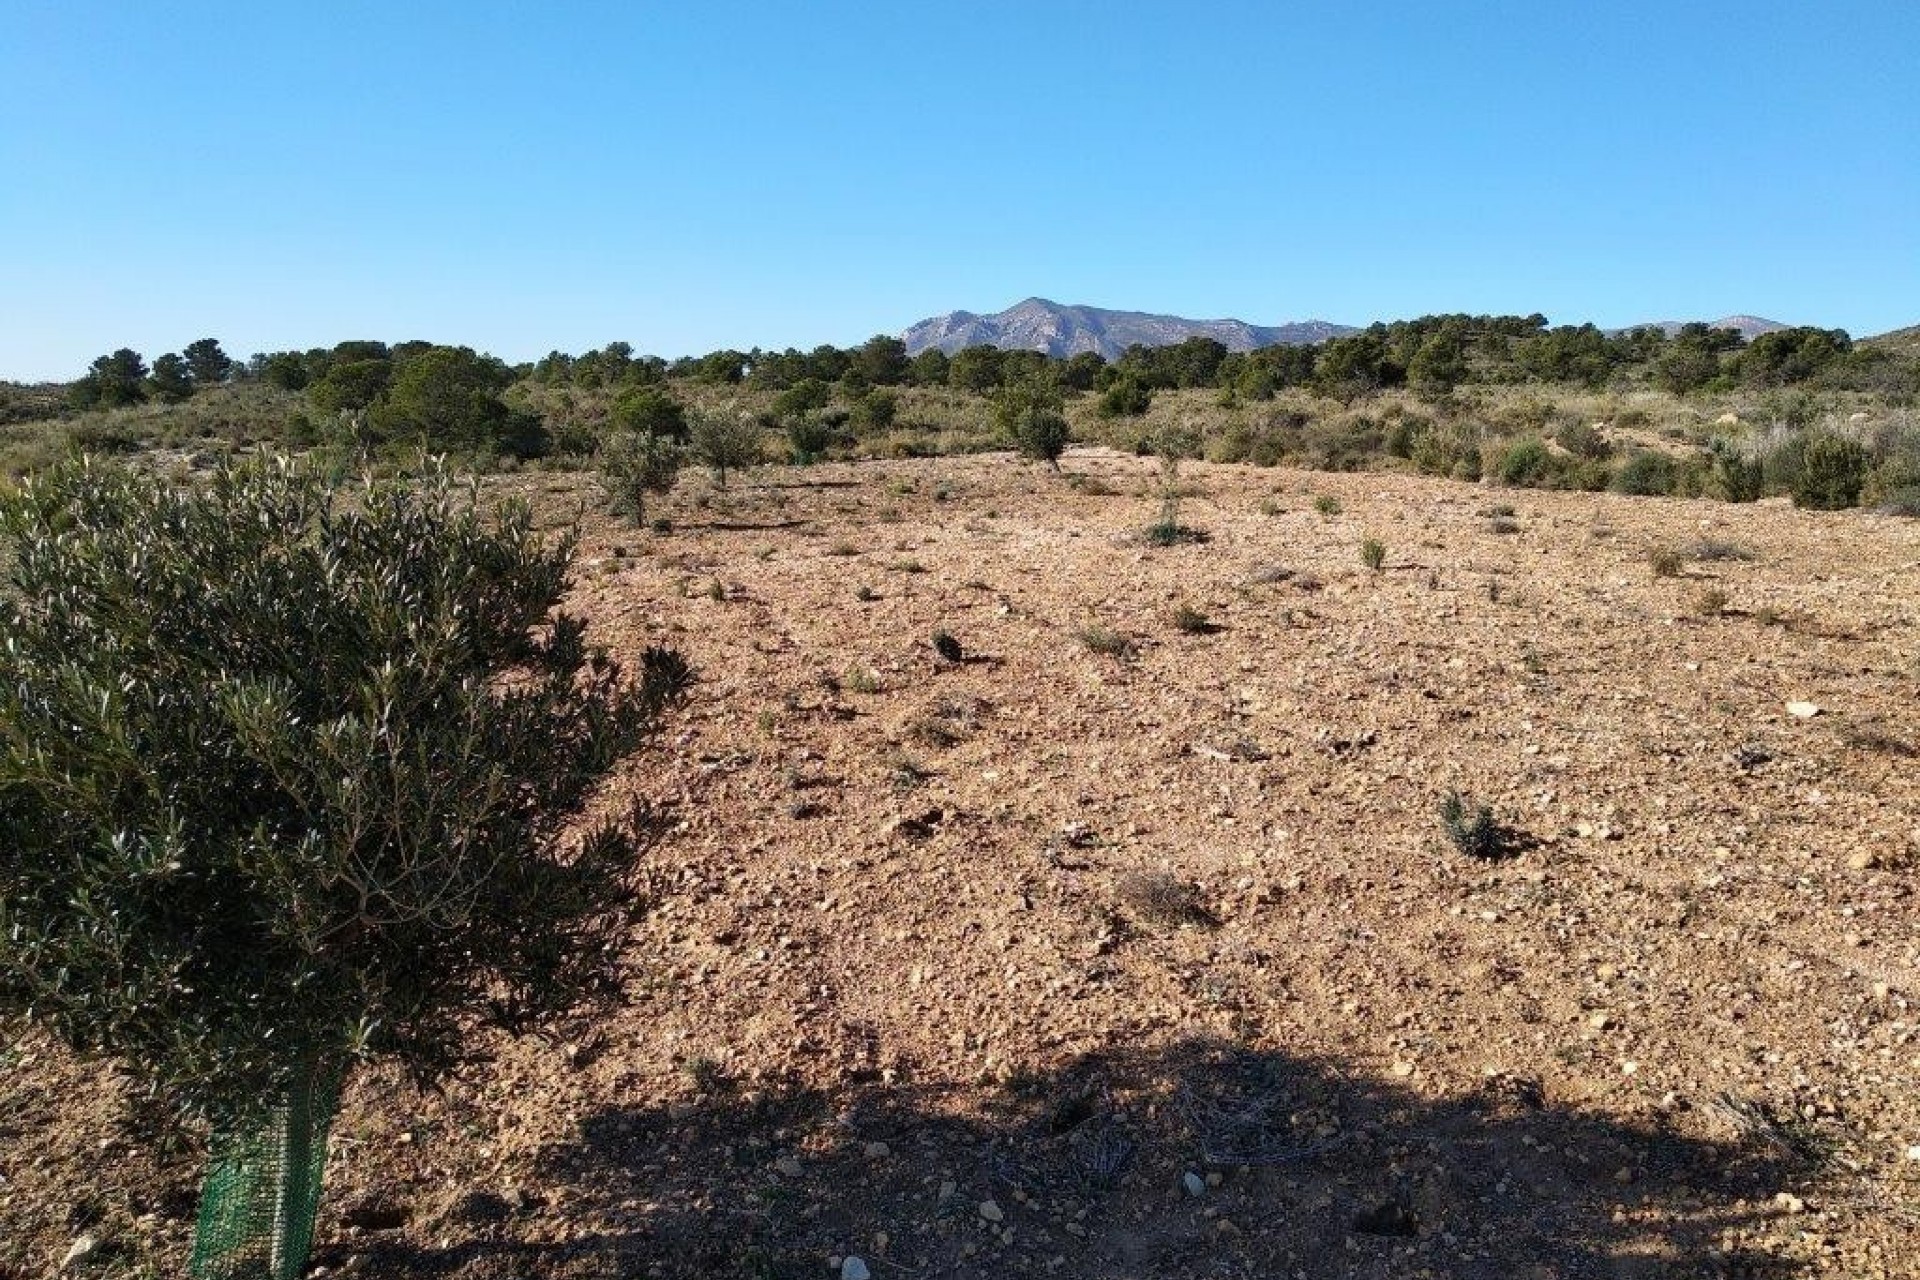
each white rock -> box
[60,1235,101,1271]
[978,1199,1004,1223]
[840,1258,872,1280]
[1786,701,1821,718]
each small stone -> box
[863,1141,891,1159]
[775,1156,804,1178]
[1847,851,1876,871]
[1614,1167,1634,1185]
[937,1180,957,1201]
[1391,1060,1415,1078]
[1774,1192,1806,1214]
[60,1235,101,1271]
[1182,1171,1206,1197]
[979,1200,1004,1223]
[1590,1012,1612,1031]
[840,1258,872,1280]
[1785,701,1821,719]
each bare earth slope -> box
[5,452,1919,1279]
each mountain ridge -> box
[902,300,1802,359]
[900,299,1355,360]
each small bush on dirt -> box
[1313,493,1342,517]
[1790,432,1868,510]
[687,409,764,487]
[1115,870,1213,927]
[1648,545,1685,577]
[1687,537,1755,562]
[1171,604,1213,634]
[1876,485,1920,516]
[996,379,1071,467]
[1360,537,1387,572]
[1438,790,1512,860]
[1609,450,1677,497]
[786,414,835,463]
[1692,586,1730,617]
[1496,435,1556,487]
[1708,438,1764,503]
[598,428,684,523]
[1077,624,1134,658]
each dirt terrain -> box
[5,448,1920,1279]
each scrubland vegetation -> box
[6,316,1919,519]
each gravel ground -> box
[6,448,1918,1279]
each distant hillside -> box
[1862,323,1920,354]
[901,298,1355,360]
[1618,315,1793,340]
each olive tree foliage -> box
[0,455,692,1126]
[597,429,684,523]
[687,408,765,486]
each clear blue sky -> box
[2,1,1915,380]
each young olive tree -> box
[0,454,690,1278]
[686,408,765,487]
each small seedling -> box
[1360,538,1387,572]
[1487,517,1520,535]
[854,584,878,602]
[1116,870,1214,927]
[1171,604,1213,635]
[1439,790,1514,860]
[1692,586,1729,617]
[1648,546,1684,578]
[1313,494,1342,517]
[1077,625,1134,658]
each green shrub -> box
[1609,450,1677,496]
[786,413,835,463]
[1875,485,1920,517]
[1096,374,1152,418]
[598,428,684,522]
[1077,624,1134,657]
[1707,438,1764,502]
[1790,432,1868,509]
[850,388,898,431]
[1313,493,1342,516]
[0,455,690,1272]
[1555,420,1612,460]
[1360,537,1387,571]
[1438,790,1511,860]
[995,379,1070,467]
[687,409,764,486]
[1496,435,1555,487]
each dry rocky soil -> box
[6,448,1920,1279]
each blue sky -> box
[2,1,1915,379]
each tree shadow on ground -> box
[341,1036,1815,1279]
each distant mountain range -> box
[1615,316,1792,340]
[900,299,1356,360]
